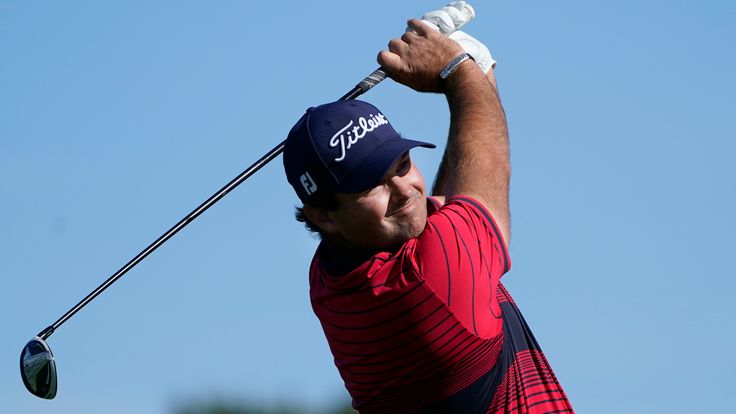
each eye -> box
[359,184,381,197]
[397,154,411,175]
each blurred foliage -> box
[171,397,356,414]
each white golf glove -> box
[447,30,496,73]
[419,1,496,73]
[421,1,475,35]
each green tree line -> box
[172,397,356,414]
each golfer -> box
[283,19,574,413]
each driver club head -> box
[20,337,58,399]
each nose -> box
[388,175,416,204]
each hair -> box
[295,191,340,238]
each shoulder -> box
[420,195,511,272]
[428,195,446,206]
[428,196,505,238]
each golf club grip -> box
[340,68,389,100]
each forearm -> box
[433,68,498,196]
[438,60,511,241]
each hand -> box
[378,19,464,93]
[418,8,496,75]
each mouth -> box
[386,194,422,217]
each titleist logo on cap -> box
[328,113,389,162]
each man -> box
[283,18,574,414]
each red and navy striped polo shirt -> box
[309,196,573,413]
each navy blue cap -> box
[283,100,435,204]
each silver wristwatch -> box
[440,52,474,80]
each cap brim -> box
[335,138,435,193]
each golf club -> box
[20,1,476,400]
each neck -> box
[321,236,379,259]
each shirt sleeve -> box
[413,196,511,339]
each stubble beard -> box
[387,199,428,246]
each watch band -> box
[440,52,474,80]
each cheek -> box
[346,193,390,229]
[409,167,426,194]
[365,192,391,222]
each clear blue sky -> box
[2,1,734,413]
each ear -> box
[302,204,340,234]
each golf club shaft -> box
[37,67,390,341]
[37,0,480,339]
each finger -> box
[377,50,402,73]
[422,9,454,35]
[406,18,430,36]
[400,30,420,44]
[387,38,407,55]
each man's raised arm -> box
[378,19,510,243]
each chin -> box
[396,215,428,243]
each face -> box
[320,152,427,251]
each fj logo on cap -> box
[329,113,389,162]
[300,172,317,195]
